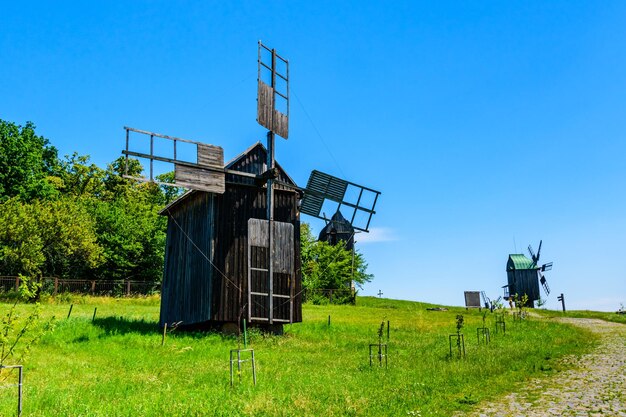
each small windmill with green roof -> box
[504,240,553,308]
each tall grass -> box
[0,296,597,416]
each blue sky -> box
[2,1,625,311]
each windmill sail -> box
[300,170,380,233]
[539,274,550,296]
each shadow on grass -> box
[92,316,159,336]
[91,316,238,341]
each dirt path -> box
[462,318,626,417]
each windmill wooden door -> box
[247,219,294,324]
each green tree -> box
[0,119,175,286]
[58,153,106,198]
[0,198,44,277]
[0,197,103,280]
[102,156,143,200]
[85,196,166,282]
[0,120,60,201]
[300,223,373,304]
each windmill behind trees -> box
[318,211,355,251]
[503,240,553,308]
[121,42,380,331]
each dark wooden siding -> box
[506,270,540,301]
[212,186,301,323]
[160,192,216,326]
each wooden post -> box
[265,47,277,325]
[328,315,331,326]
[387,320,390,341]
[557,293,566,312]
[126,280,131,296]
[67,304,73,319]
[161,323,168,346]
[243,319,248,349]
[15,276,20,292]
[17,365,23,417]
[54,277,58,296]
[267,130,275,325]
[92,308,97,322]
[91,280,96,295]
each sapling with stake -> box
[449,314,466,358]
[369,320,388,367]
[477,310,490,344]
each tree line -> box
[0,119,177,284]
[0,119,371,300]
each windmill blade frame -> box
[536,240,542,263]
[300,170,380,233]
[539,272,551,296]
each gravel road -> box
[461,317,626,417]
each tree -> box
[0,198,44,277]
[0,119,179,286]
[58,153,106,198]
[300,222,373,303]
[0,197,103,279]
[0,120,60,201]
[84,196,166,281]
[102,156,143,201]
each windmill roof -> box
[224,142,297,187]
[159,141,296,216]
[318,210,354,237]
[507,254,537,270]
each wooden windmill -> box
[504,240,553,308]
[121,42,380,330]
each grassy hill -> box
[0,296,599,416]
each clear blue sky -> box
[2,1,625,311]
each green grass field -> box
[0,296,599,416]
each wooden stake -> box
[243,319,248,349]
[161,323,167,346]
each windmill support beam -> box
[266,130,275,324]
[121,150,261,180]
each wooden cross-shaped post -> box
[377,290,383,298]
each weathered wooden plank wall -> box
[160,191,215,326]
[212,187,300,323]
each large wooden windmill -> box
[121,42,380,330]
[504,240,553,308]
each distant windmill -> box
[121,41,381,331]
[504,240,553,308]
[318,210,355,250]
